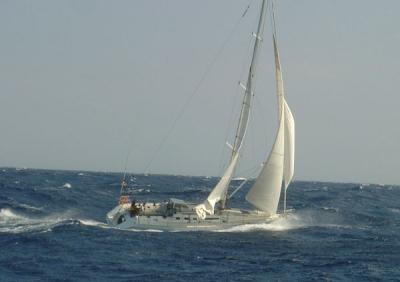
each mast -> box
[220,0,267,208]
[231,0,267,157]
[196,0,268,216]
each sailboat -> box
[106,0,295,231]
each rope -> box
[142,2,253,174]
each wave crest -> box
[0,208,77,234]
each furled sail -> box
[245,105,285,214]
[195,0,267,216]
[195,153,239,216]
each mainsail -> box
[245,106,285,214]
[273,32,295,189]
[196,0,268,216]
[245,16,295,215]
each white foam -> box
[18,203,43,211]
[214,210,347,233]
[78,219,163,232]
[0,208,77,234]
[213,213,307,233]
[0,208,164,234]
[78,219,109,228]
[62,183,72,188]
[0,208,23,220]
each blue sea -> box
[0,168,399,281]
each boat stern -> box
[106,204,130,226]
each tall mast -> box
[220,0,268,208]
[231,0,267,156]
[195,0,269,216]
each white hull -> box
[106,201,280,231]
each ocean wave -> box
[0,208,77,234]
[78,219,164,232]
[17,203,43,211]
[0,208,165,234]
[78,219,109,228]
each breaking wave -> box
[0,208,165,234]
[0,208,78,234]
[0,208,79,234]
[62,183,72,188]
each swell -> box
[0,208,82,234]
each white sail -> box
[196,153,239,216]
[283,99,295,189]
[196,0,267,215]
[245,16,294,214]
[245,107,285,214]
[273,32,295,190]
[273,34,284,117]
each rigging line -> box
[236,162,263,179]
[271,0,278,39]
[228,178,248,199]
[217,4,257,175]
[119,152,130,196]
[242,5,250,18]
[253,94,271,157]
[143,3,253,174]
[120,139,137,195]
[223,0,267,178]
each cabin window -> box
[192,218,197,221]
[175,217,180,220]
[184,217,189,220]
[117,215,126,224]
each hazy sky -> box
[1,0,399,185]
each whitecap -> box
[78,219,163,232]
[0,208,23,220]
[62,183,72,188]
[18,203,43,211]
[0,208,77,234]
[214,210,348,233]
[322,206,339,212]
[78,219,109,228]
